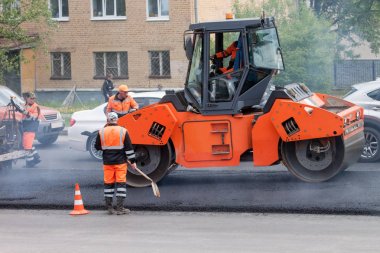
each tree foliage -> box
[233,0,336,91]
[309,0,380,57]
[0,0,54,78]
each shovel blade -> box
[152,182,160,198]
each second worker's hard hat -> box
[107,112,118,123]
[118,85,129,92]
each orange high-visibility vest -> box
[215,41,238,61]
[106,94,138,116]
[22,103,40,120]
[99,125,127,150]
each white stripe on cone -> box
[74,200,83,205]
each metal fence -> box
[334,60,380,89]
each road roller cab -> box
[117,17,364,187]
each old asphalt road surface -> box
[0,136,380,214]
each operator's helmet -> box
[118,84,129,92]
[107,112,118,123]
[22,91,36,99]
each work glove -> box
[129,162,137,171]
[10,98,28,115]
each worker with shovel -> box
[95,112,137,215]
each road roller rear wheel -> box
[127,144,173,187]
[281,137,345,182]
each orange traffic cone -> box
[70,183,90,215]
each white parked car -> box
[344,78,380,162]
[68,91,166,160]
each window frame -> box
[93,52,129,79]
[146,0,169,21]
[50,52,71,80]
[91,0,126,21]
[49,0,69,21]
[149,50,171,79]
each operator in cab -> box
[106,84,139,118]
[211,40,239,74]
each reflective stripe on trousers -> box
[115,182,127,198]
[104,183,115,198]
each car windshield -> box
[0,87,24,106]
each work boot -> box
[25,151,34,168]
[105,198,115,215]
[33,157,41,166]
[116,197,130,215]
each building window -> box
[149,51,170,78]
[50,0,69,20]
[0,0,20,13]
[92,0,126,20]
[51,52,71,79]
[94,52,128,79]
[147,0,169,20]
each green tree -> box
[233,0,336,91]
[309,0,380,57]
[0,0,54,80]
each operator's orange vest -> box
[99,125,126,150]
[107,95,137,116]
[216,41,238,61]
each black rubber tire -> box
[87,134,103,161]
[281,137,345,183]
[127,144,173,187]
[37,134,59,145]
[359,126,380,163]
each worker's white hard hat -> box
[107,112,118,123]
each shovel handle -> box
[134,167,153,182]
[128,161,153,182]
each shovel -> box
[129,162,160,198]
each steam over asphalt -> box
[1,136,380,214]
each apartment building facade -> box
[20,0,232,92]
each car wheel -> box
[37,134,59,145]
[88,134,103,161]
[360,126,380,163]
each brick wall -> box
[197,0,232,22]
[31,0,231,91]
[34,0,192,90]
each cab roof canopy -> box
[188,17,275,32]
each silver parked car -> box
[344,78,380,162]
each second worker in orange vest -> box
[21,92,41,168]
[95,112,137,215]
[106,84,139,118]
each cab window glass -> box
[186,33,203,105]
